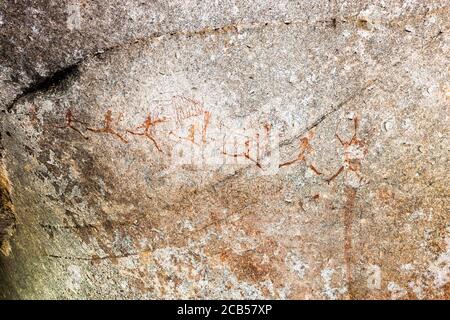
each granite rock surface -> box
[0,1,449,299]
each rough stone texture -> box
[0,163,15,257]
[0,1,449,299]
[0,0,384,111]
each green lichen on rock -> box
[0,164,15,257]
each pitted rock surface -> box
[0,1,449,299]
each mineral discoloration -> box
[0,164,15,257]
[0,1,449,299]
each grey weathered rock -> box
[0,0,363,111]
[0,1,449,299]
[0,163,15,257]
